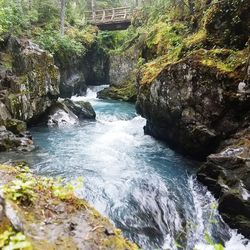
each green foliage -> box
[3,174,37,205]
[98,31,120,50]
[35,29,86,56]
[34,0,59,23]
[3,164,84,207]
[97,28,137,52]
[0,228,32,250]
[51,177,84,201]
[0,0,27,35]
[145,21,187,57]
[201,49,247,73]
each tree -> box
[91,0,96,20]
[60,0,66,36]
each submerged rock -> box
[45,99,96,127]
[63,99,96,120]
[0,164,138,250]
[47,102,79,127]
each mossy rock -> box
[1,36,60,123]
[204,0,250,49]
[64,99,96,120]
[0,127,21,152]
[97,81,137,103]
[2,119,27,135]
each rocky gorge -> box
[0,0,250,248]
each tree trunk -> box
[60,0,66,36]
[188,0,194,15]
[29,0,32,9]
[91,0,96,21]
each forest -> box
[0,0,250,249]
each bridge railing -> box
[85,7,133,24]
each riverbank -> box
[0,162,138,249]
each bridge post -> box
[111,8,115,21]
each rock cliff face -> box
[0,36,60,151]
[136,49,248,158]
[97,50,138,103]
[0,36,60,123]
[56,44,110,98]
[137,50,250,239]
[109,53,136,86]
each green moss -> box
[102,229,138,250]
[200,49,247,73]
[184,29,207,48]
[0,164,19,173]
[0,53,13,70]
[98,81,137,103]
[4,119,27,134]
[139,55,171,85]
[145,21,187,58]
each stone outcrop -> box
[0,164,138,250]
[97,50,139,103]
[0,36,60,122]
[0,36,60,152]
[198,127,250,238]
[55,44,110,98]
[63,99,96,120]
[136,49,248,159]
[0,125,34,152]
[44,99,96,127]
[97,81,137,103]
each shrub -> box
[0,228,32,250]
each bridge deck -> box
[85,7,133,30]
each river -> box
[1,86,250,250]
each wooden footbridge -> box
[85,7,134,31]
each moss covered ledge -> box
[0,164,138,250]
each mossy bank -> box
[0,163,138,250]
